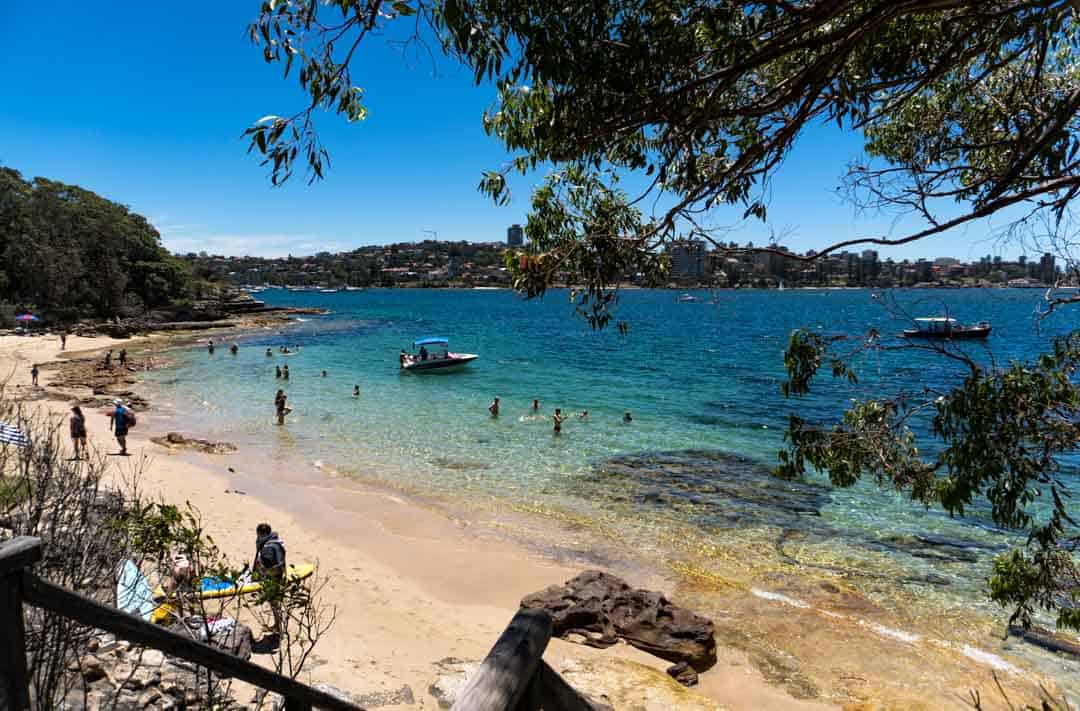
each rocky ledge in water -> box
[521,570,717,672]
[151,432,238,455]
[587,450,830,529]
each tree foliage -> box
[0,167,190,320]
[249,0,1080,316]
[781,330,1080,631]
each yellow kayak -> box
[150,563,315,625]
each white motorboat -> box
[400,337,477,373]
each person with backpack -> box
[254,523,286,640]
[110,399,135,455]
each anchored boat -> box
[903,317,992,340]
[400,337,478,373]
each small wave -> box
[862,621,921,644]
[960,645,1019,674]
[751,587,810,608]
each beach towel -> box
[0,422,30,448]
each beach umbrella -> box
[0,422,30,448]
[14,314,38,323]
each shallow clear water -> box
[144,287,1080,702]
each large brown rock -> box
[521,570,717,671]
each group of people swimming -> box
[488,397,632,433]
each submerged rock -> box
[521,570,717,671]
[558,657,727,710]
[588,450,829,529]
[151,432,238,455]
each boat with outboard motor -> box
[400,337,478,373]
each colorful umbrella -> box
[14,314,38,322]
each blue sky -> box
[0,1,1034,260]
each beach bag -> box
[125,410,137,428]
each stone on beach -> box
[521,570,718,671]
[151,432,238,455]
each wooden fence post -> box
[451,608,553,711]
[0,537,43,711]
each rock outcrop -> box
[521,570,717,671]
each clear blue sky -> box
[0,1,1034,260]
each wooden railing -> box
[1,536,610,711]
[0,536,363,711]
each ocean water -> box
[143,287,1080,702]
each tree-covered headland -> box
[0,167,191,322]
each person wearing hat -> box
[69,406,87,460]
[110,399,130,455]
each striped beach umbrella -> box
[0,422,30,447]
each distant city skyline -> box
[0,1,1053,263]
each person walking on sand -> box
[282,364,290,380]
[30,364,38,386]
[275,389,289,425]
[60,332,67,350]
[119,349,127,367]
[110,399,130,455]
[69,406,87,460]
[104,350,113,369]
[553,408,566,434]
[254,522,287,641]
[489,396,500,417]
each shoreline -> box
[0,329,837,710]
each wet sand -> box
[0,331,837,710]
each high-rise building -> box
[1040,252,1056,284]
[507,224,524,247]
[667,239,707,280]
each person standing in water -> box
[230,344,239,355]
[532,399,540,411]
[321,370,327,378]
[207,339,215,354]
[553,408,566,434]
[352,385,360,398]
[282,364,290,380]
[266,347,273,357]
[275,390,289,425]
[69,406,87,460]
[489,396,500,417]
[623,411,633,423]
[275,365,282,379]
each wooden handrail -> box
[0,536,364,711]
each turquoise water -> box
[144,287,1080,700]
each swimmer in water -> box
[352,385,360,398]
[579,410,589,420]
[623,411,633,423]
[275,365,282,378]
[532,399,540,411]
[488,396,500,417]
[321,370,327,377]
[553,408,566,434]
[266,348,273,357]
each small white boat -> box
[317,287,340,293]
[903,317,991,340]
[344,286,365,291]
[677,293,700,303]
[401,337,477,373]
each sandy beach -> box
[0,330,839,710]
